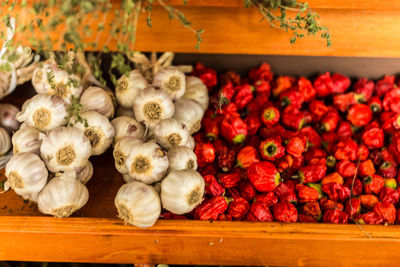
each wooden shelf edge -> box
[1,216,400,265]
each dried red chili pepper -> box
[321,132,338,154]
[296,184,320,203]
[227,196,250,220]
[344,198,361,217]
[379,186,400,205]
[320,199,344,211]
[277,154,294,173]
[354,77,375,102]
[199,163,218,176]
[320,108,340,132]
[218,214,233,221]
[220,70,241,86]
[383,88,400,113]
[304,148,327,162]
[314,72,334,97]
[260,106,280,127]
[219,172,242,189]
[297,77,316,102]
[272,76,295,97]
[193,62,217,89]
[301,201,322,221]
[274,182,297,203]
[368,96,382,113]
[347,103,373,127]
[254,80,271,95]
[248,63,273,82]
[281,106,306,130]
[194,196,228,220]
[359,194,379,209]
[334,138,358,162]
[218,82,235,104]
[374,202,396,224]
[322,182,351,203]
[195,143,216,167]
[300,126,322,148]
[384,178,397,189]
[362,127,384,149]
[336,160,357,178]
[298,164,327,183]
[273,201,298,222]
[358,159,376,177]
[376,75,395,97]
[363,174,384,195]
[236,146,259,170]
[244,115,261,136]
[203,174,225,196]
[331,73,351,94]
[299,214,318,223]
[220,113,247,144]
[238,181,257,201]
[246,202,274,222]
[254,192,278,207]
[309,100,329,122]
[322,209,349,224]
[202,116,222,141]
[333,93,355,113]
[355,211,383,225]
[336,121,353,140]
[233,84,254,110]
[259,137,285,161]
[344,178,363,196]
[357,144,370,161]
[286,136,306,158]
[247,161,281,192]
[218,146,235,172]
[321,172,344,185]
[279,89,304,109]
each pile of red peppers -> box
[163,62,400,225]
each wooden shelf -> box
[4,1,400,57]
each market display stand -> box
[2,1,400,266]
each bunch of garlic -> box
[112,66,208,227]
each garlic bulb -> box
[40,126,92,173]
[173,98,205,134]
[114,181,161,227]
[75,160,93,184]
[153,67,186,100]
[113,137,143,174]
[133,86,174,129]
[185,136,195,150]
[12,125,41,154]
[161,170,205,214]
[116,70,148,108]
[183,76,209,111]
[117,107,135,118]
[75,111,115,155]
[125,141,169,184]
[167,146,198,171]
[5,152,48,201]
[0,103,20,132]
[153,118,190,150]
[37,170,89,218]
[0,127,10,155]
[111,116,146,143]
[16,94,68,132]
[32,64,82,103]
[80,86,115,119]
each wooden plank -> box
[1,217,400,265]
[3,4,400,56]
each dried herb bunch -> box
[245,0,331,47]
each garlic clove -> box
[115,181,161,227]
[0,127,11,155]
[125,141,169,184]
[75,111,115,156]
[153,118,190,150]
[183,76,209,111]
[0,103,20,133]
[38,170,89,218]
[116,70,148,109]
[167,146,198,171]
[133,86,175,129]
[111,116,146,144]
[173,98,205,134]
[40,126,92,173]
[75,160,94,184]
[152,67,186,101]
[5,152,48,202]
[185,136,195,150]
[161,170,205,214]
[12,125,41,155]
[113,136,143,174]
[16,94,68,132]
[80,86,115,119]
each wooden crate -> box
[2,1,400,266]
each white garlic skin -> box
[5,152,48,202]
[153,118,190,150]
[75,160,94,184]
[38,170,89,218]
[40,126,92,173]
[125,141,169,184]
[75,111,115,156]
[133,86,175,129]
[152,67,186,101]
[32,64,82,104]
[173,98,205,134]
[117,107,135,118]
[12,125,41,154]
[16,94,68,132]
[115,181,161,227]
[0,103,20,133]
[161,170,205,214]
[116,70,148,109]
[122,173,135,183]
[183,76,209,111]
[111,116,146,143]
[167,146,198,171]
[185,136,195,150]
[80,86,115,119]
[0,127,10,155]
[113,137,143,174]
